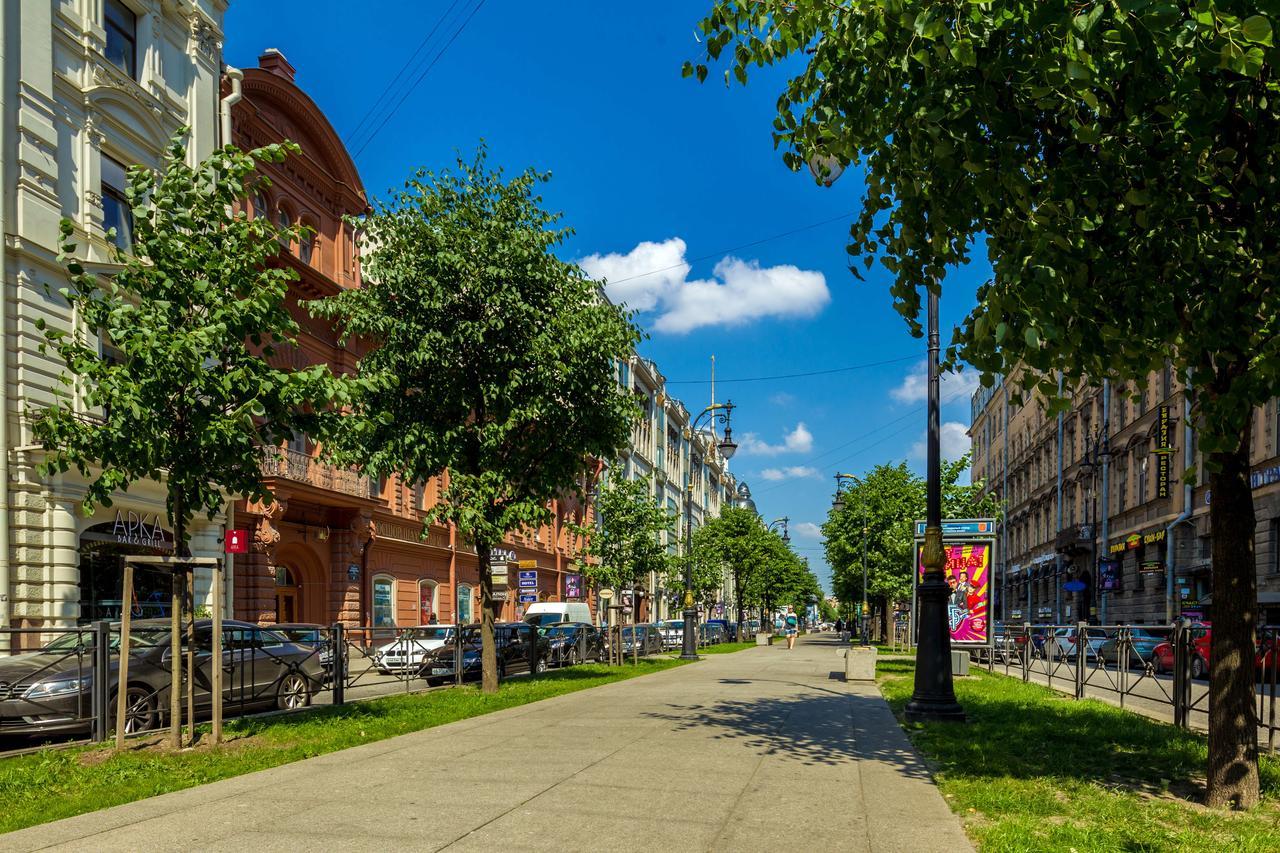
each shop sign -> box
[1108,541,1127,555]
[1110,529,1165,553]
[82,510,174,552]
[1036,607,1053,619]
[518,570,537,589]
[565,573,583,600]
[492,589,508,602]
[1140,560,1165,575]
[914,519,996,538]
[1010,609,1024,620]
[1156,405,1172,498]
[492,548,517,563]
[518,593,537,604]
[348,564,360,581]
[224,528,248,554]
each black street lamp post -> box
[833,473,869,645]
[904,288,966,723]
[681,402,738,660]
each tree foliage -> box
[689,0,1277,806]
[577,474,672,596]
[312,147,639,692]
[35,136,351,549]
[822,457,1001,622]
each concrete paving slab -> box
[0,636,972,853]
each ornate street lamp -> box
[833,473,870,645]
[904,288,966,723]
[681,401,737,660]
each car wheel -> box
[276,672,311,711]
[534,657,548,675]
[112,685,158,735]
[566,648,580,666]
[1191,656,1207,680]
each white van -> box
[524,602,594,628]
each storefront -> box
[77,509,176,624]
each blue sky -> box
[224,1,993,593]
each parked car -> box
[273,623,338,684]
[543,622,603,666]
[524,602,594,629]
[699,622,725,646]
[705,619,737,641]
[619,624,664,656]
[659,619,685,650]
[370,625,456,674]
[1097,628,1167,668]
[1044,627,1111,661]
[421,623,550,686]
[1151,623,1210,677]
[0,619,323,736]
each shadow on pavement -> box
[642,691,934,780]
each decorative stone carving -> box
[254,498,288,552]
[84,115,105,150]
[349,511,375,558]
[189,18,220,61]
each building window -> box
[1118,454,1128,512]
[252,191,269,219]
[1138,454,1149,505]
[456,583,473,624]
[104,0,138,79]
[101,155,133,249]
[372,576,395,627]
[419,580,438,624]
[299,228,315,265]
[1273,519,1280,574]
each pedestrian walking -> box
[834,617,846,641]
[784,606,799,650]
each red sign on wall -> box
[224,529,249,554]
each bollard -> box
[91,621,111,742]
[844,646,877,681]
[331,623,345,706]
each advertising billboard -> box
[913,518,996,648]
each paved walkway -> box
[1,636,971,853]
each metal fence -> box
[980,623,1279,752]
[0,618,689,756]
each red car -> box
[1152,623,1280,680]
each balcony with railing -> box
[259,446,381,504]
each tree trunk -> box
[733,567,743,641]
[1205,439,1260,809]
[169,498,188,749]
[478,542,498,694]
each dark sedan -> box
[543,622,603,666]
[272,623,338,684]
[619,624,664,657]
[0,619,324,737]
[422,623,551,686]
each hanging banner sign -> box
[565,573,583,600]
[224,528,248,554]
[912,518,996,648]
[1098,558,1121,591]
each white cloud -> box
[739,423,814,456]
[891,361,981,405]
[792,521,824,541]
[579,238,829,334]
[911,421,972,461]
[759,465,820,482]
[769,391,796,407]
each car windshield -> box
[546,626,577,638]
[281,629,322,644]
[408,627,453,641]
[525,613,564,628]
[43,626,170,653]
[459,627,482,644]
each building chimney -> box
[258,48,295,82]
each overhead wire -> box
[664,354,917,385]
[351,0,489,159]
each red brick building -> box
[227,51,590,629]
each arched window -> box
[372,574,395,627]
[276,205,293,248]
[252,191,269,220]
[418,580,438,625]
[298,223,316,265]
[456,583,474,625]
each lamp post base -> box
[908,532,966,724]
[679,608,700,660]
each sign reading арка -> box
[913,519,996,538]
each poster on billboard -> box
[912,519,995,648]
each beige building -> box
[1,1,228,644]
[970,368,1280,626]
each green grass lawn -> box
[878,659,1280,852]
[695,641,757,655]
[0,659,684,834]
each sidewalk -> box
[1,636,972,853]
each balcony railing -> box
[259,446,378,500]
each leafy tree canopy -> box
[36,135,353,547]
[576,473,673,593]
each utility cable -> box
[664,354,916,385]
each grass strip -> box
[693,641,758,655]
[0,659,685,834]
[877,659,1280,852]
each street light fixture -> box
[833,473,870,646]
[681,400,737,660]
[767,516,790,543]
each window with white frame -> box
[456,584,474,624]
[104,0,138,79]
[418,580,438,624]
[101,155,133,249]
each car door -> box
[220,627,256,712]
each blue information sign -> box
[518,593,537,603]
[913,519,997,538]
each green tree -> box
[684,507,771,637]
[577,473,672,618]
[36,137,348,552]
[823,457,1000,638]
[688,2,1276,806]
[312,149,639,693]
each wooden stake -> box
[185,569,195,745]
[115,564,133,750]
[170,570,182,749]
[211,563,223,746]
